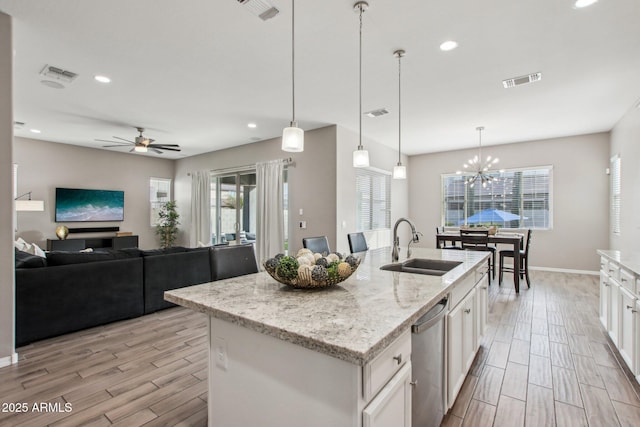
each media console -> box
[46,235,139,251]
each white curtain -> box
[190,170,211,247]
[256,159,285,265]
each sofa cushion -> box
[46,249,140,266]
[140,246,188,256]
[15,248,47,268]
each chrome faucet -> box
[392,217,422,262]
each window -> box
[442,166,552,229]
[150,177,172,226]
[356,167,391,231]
[611,155,621,235]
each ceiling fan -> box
[97,127,181,154]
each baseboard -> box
[0,352,19,368]
[529,266,599,276]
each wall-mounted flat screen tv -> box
[55,188,124,222]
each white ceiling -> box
[1,0,639,159]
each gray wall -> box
[14,137,175,249]
[408,133,610,271]
[610,105,640,252]
[174,126,338,254]
[0,11,15,365]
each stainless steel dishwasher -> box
[411,297,448,427]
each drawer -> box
[363,330,411,401]
[620,268,636,294]
[606,262,620,281]
[450,272,476,309]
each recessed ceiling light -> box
[30,129,41,134]
[248,123,257,129]
[574,0,598,8]
[439,40,458,51]
[94,75,111,83]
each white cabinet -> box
[619,287,637,372]
[363,362,412,427]
[600,270,611,331]
[598,252,640,385]
[476,274,489,340]
[447,286,477,407]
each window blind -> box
[442,166,552,229]
[611,155,621,235]
[356,168,391,231]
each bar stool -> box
[499,229,532,289]
[460,229,495,283]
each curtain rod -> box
[188,157,294,176]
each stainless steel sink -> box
[380,258,462,276]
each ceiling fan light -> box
[134,145,148,153]
[282,124,304,152]
[353,147,370,168]
[393,163,406,180]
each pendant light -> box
[352,1,370,168]
[282,0,304,152]
[457,126,499,188]
[392,49,406,180]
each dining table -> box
[436,231,525,293]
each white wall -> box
[0,11,16,366]
[610,104,640,252]
[408,133,610,271]
[335,126,410,255]
[14,137,175,249]
[174,126,338,254]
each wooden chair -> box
[460,229,495,283]
[499,229,532,289]
[347,232,368,254]
[436,226,461,250]
[302,236,331,255]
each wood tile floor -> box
[1,271,638,426]
[444,270,640,427]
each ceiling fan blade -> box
[114,136,135,143]
[102,144,130,148]
[155,146,181,152]
[95,139,132,145]
[150,148,163,154]
[151,144,180,147]
[129,148,136,152]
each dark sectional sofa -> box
[14,244,258,347]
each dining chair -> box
[210,243,259,281]
[436,226,461,250]
[460,229,495,283]
[302,236,331,255]
[347,232,369,254]
[499,229,532,288]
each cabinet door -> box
[475,276,489,342]
[600,271,611,330]
[619,288,637,372]
[446,287,477,407]
[610,280,621,346]
[636,300,640,381]
[363,362,412,427]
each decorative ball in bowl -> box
[263,249,361,289]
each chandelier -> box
[458,126,499,188]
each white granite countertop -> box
[597,249,640,275]
[165,247,489,366]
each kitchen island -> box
[165,247,489,427]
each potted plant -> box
[156,200,180,248]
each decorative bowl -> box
[263,250,361,289]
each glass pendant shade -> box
[353,147,370,168]
[393,164,407,180]
[282,122,304,152]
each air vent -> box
[364,108,389,118]
[13,121,25,129]
[39,65,79,83]
[236,0,279,21]
[502,72,542,89]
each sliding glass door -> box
[211,171,257,245]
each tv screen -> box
[55,188,124,222]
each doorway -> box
[211,171,256,245]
